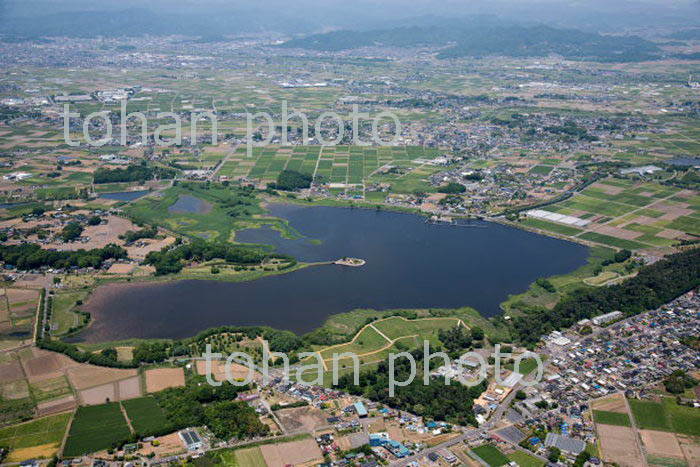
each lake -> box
[76,203,589,342]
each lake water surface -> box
[76,204,589,342]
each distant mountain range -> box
[280,22,662,62]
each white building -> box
[592,311,623,326]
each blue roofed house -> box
[354,401,368,418]
[369,432,389,447]
[386,440,411,458]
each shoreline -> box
[63,197,599,347]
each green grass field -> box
[628,397,700,436]
[371,316,461,341]
[126,183,268,241]
[508,450,545,467]
[629,399,672,431]
[121,397,170,435]
[593,410,631,427]
[63,402,131,457]
[472,444,511,467]
[316,317,462,364]
[50,290,89,336]
[234,446,267,467]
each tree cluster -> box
[333,348,486,426]
[663,370,697,395]
[60,222,84,242]
[93,164,176,184]
[438,325,478,354]
[270,170,312,191]
[154,377,268,440]
[0,243,127,270]
[120,226,158,244]
[438,182,466,194]
[144,240,285,276]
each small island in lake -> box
[334,257,366,267]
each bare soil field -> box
[126,236,176,260]
[678,435,700,467]
[0,361,25,382]
[592,393,628,413]
[195,359,257,382]
[78,383,115,405]
[45,216,137,251]
[106,263,136,274]
[37,395,76,416]
[66,364,137,391]
[23,350,80,381]
[2,380,30,400]
[145,367,185,393]
[117,376,142,400]
[597,424,644,467]
[639,430,684,459]
[135,432,186,458]
[275,406,329,433]
[259,437,323,467]
[77,375,141,405]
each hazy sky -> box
[1,0,698,34]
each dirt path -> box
[369,324,392,343]
[58,410,77,457]
[623,394,649,467]
[119,402,135,434]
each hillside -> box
[280,22,661,62]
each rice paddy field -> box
[217,145,445,196]
[0,412,71,462]
[522,177,700,250]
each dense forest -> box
[282,22,661,62]
[93,164,177,184]
[512,248,700,345]
[0,243,127,270]
[333,348,486,426]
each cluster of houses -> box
[498,289,700,461]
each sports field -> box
[63,402,131,457]
[472,444,511,467]
[121,396,170,435]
